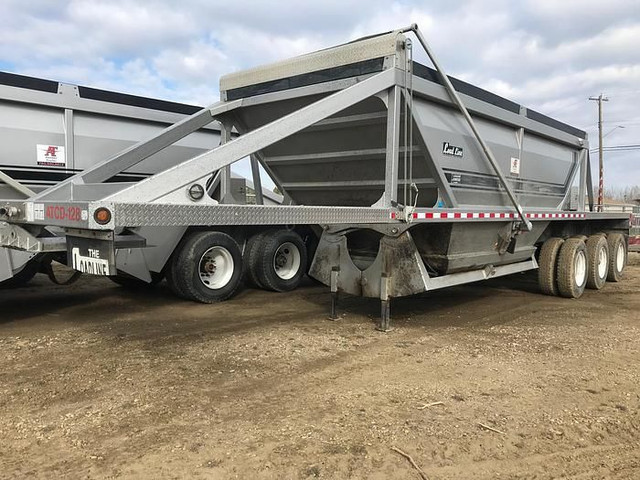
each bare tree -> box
[598,185,640,203]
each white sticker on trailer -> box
[25,202,34,222]
[34,203,45,220]
[510,157,520,175]
[24,203,44,222]
[36,144,66,167]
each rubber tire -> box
[606,233,627,282]
[110,272,164,289]
[0,260,39,289]
[303,231,320,274]
[538,237,564,296]
[166,236,193,299]
[243,231,267,289]
[166,260,188,299]
[556,238,588,299]
[585,235,609,290]
[173,231,243,303]
[254,229,307,292]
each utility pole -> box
[589,93,608,211]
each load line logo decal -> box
[442,142,464,157]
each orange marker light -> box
[94,208,112,225]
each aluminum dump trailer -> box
[0,25,630,330]
[0,71,227,286]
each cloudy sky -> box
[1,0,638,190]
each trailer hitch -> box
[0,205,20,219]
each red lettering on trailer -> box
[44,205,82,222]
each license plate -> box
[67,236,115,276]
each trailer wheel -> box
[173,231,243,303]
[243,231,267,288]
[556,238,588,298]
[255,229,307,292]
[585,235,609,290]
[166,234,197,299]
[606,233,627,282]
[538,237,564,296]
[0,260,39,289]
[166,261,188,298]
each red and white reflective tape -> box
[390,211,587,220]
[522,212,586,219]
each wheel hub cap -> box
[199,246,234,289]
[574,250,586,286]
[597,246,607,278]
[273,242,301,280]
[616,243,624,272]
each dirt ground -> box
[1,254,639,479]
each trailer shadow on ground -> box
[1,267,552,336]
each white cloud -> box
[0,0,638,187]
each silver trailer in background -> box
[631,213,640,252]
[0,72,230,286]
[0,25,630,330]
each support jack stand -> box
[377,298,392,332]
[376,273,392,332]
[329,266,340,321]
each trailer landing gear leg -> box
[378,299,392,332]
[329,267,340,321]
[376,273,392,332]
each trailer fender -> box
[114,226,187,281]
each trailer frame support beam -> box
[102,69,396,204]
[402,24,532,231]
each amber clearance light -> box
[94,207,112,225]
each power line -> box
[589,144,640,153]
[544,98,588,115]
[601,148,640,152]
[590,144,640,148]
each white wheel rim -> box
[616,243,625,272]
[574,250,586,286]
[597,245,608,279]
[199,246,234,289]
[273,242,301,280]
